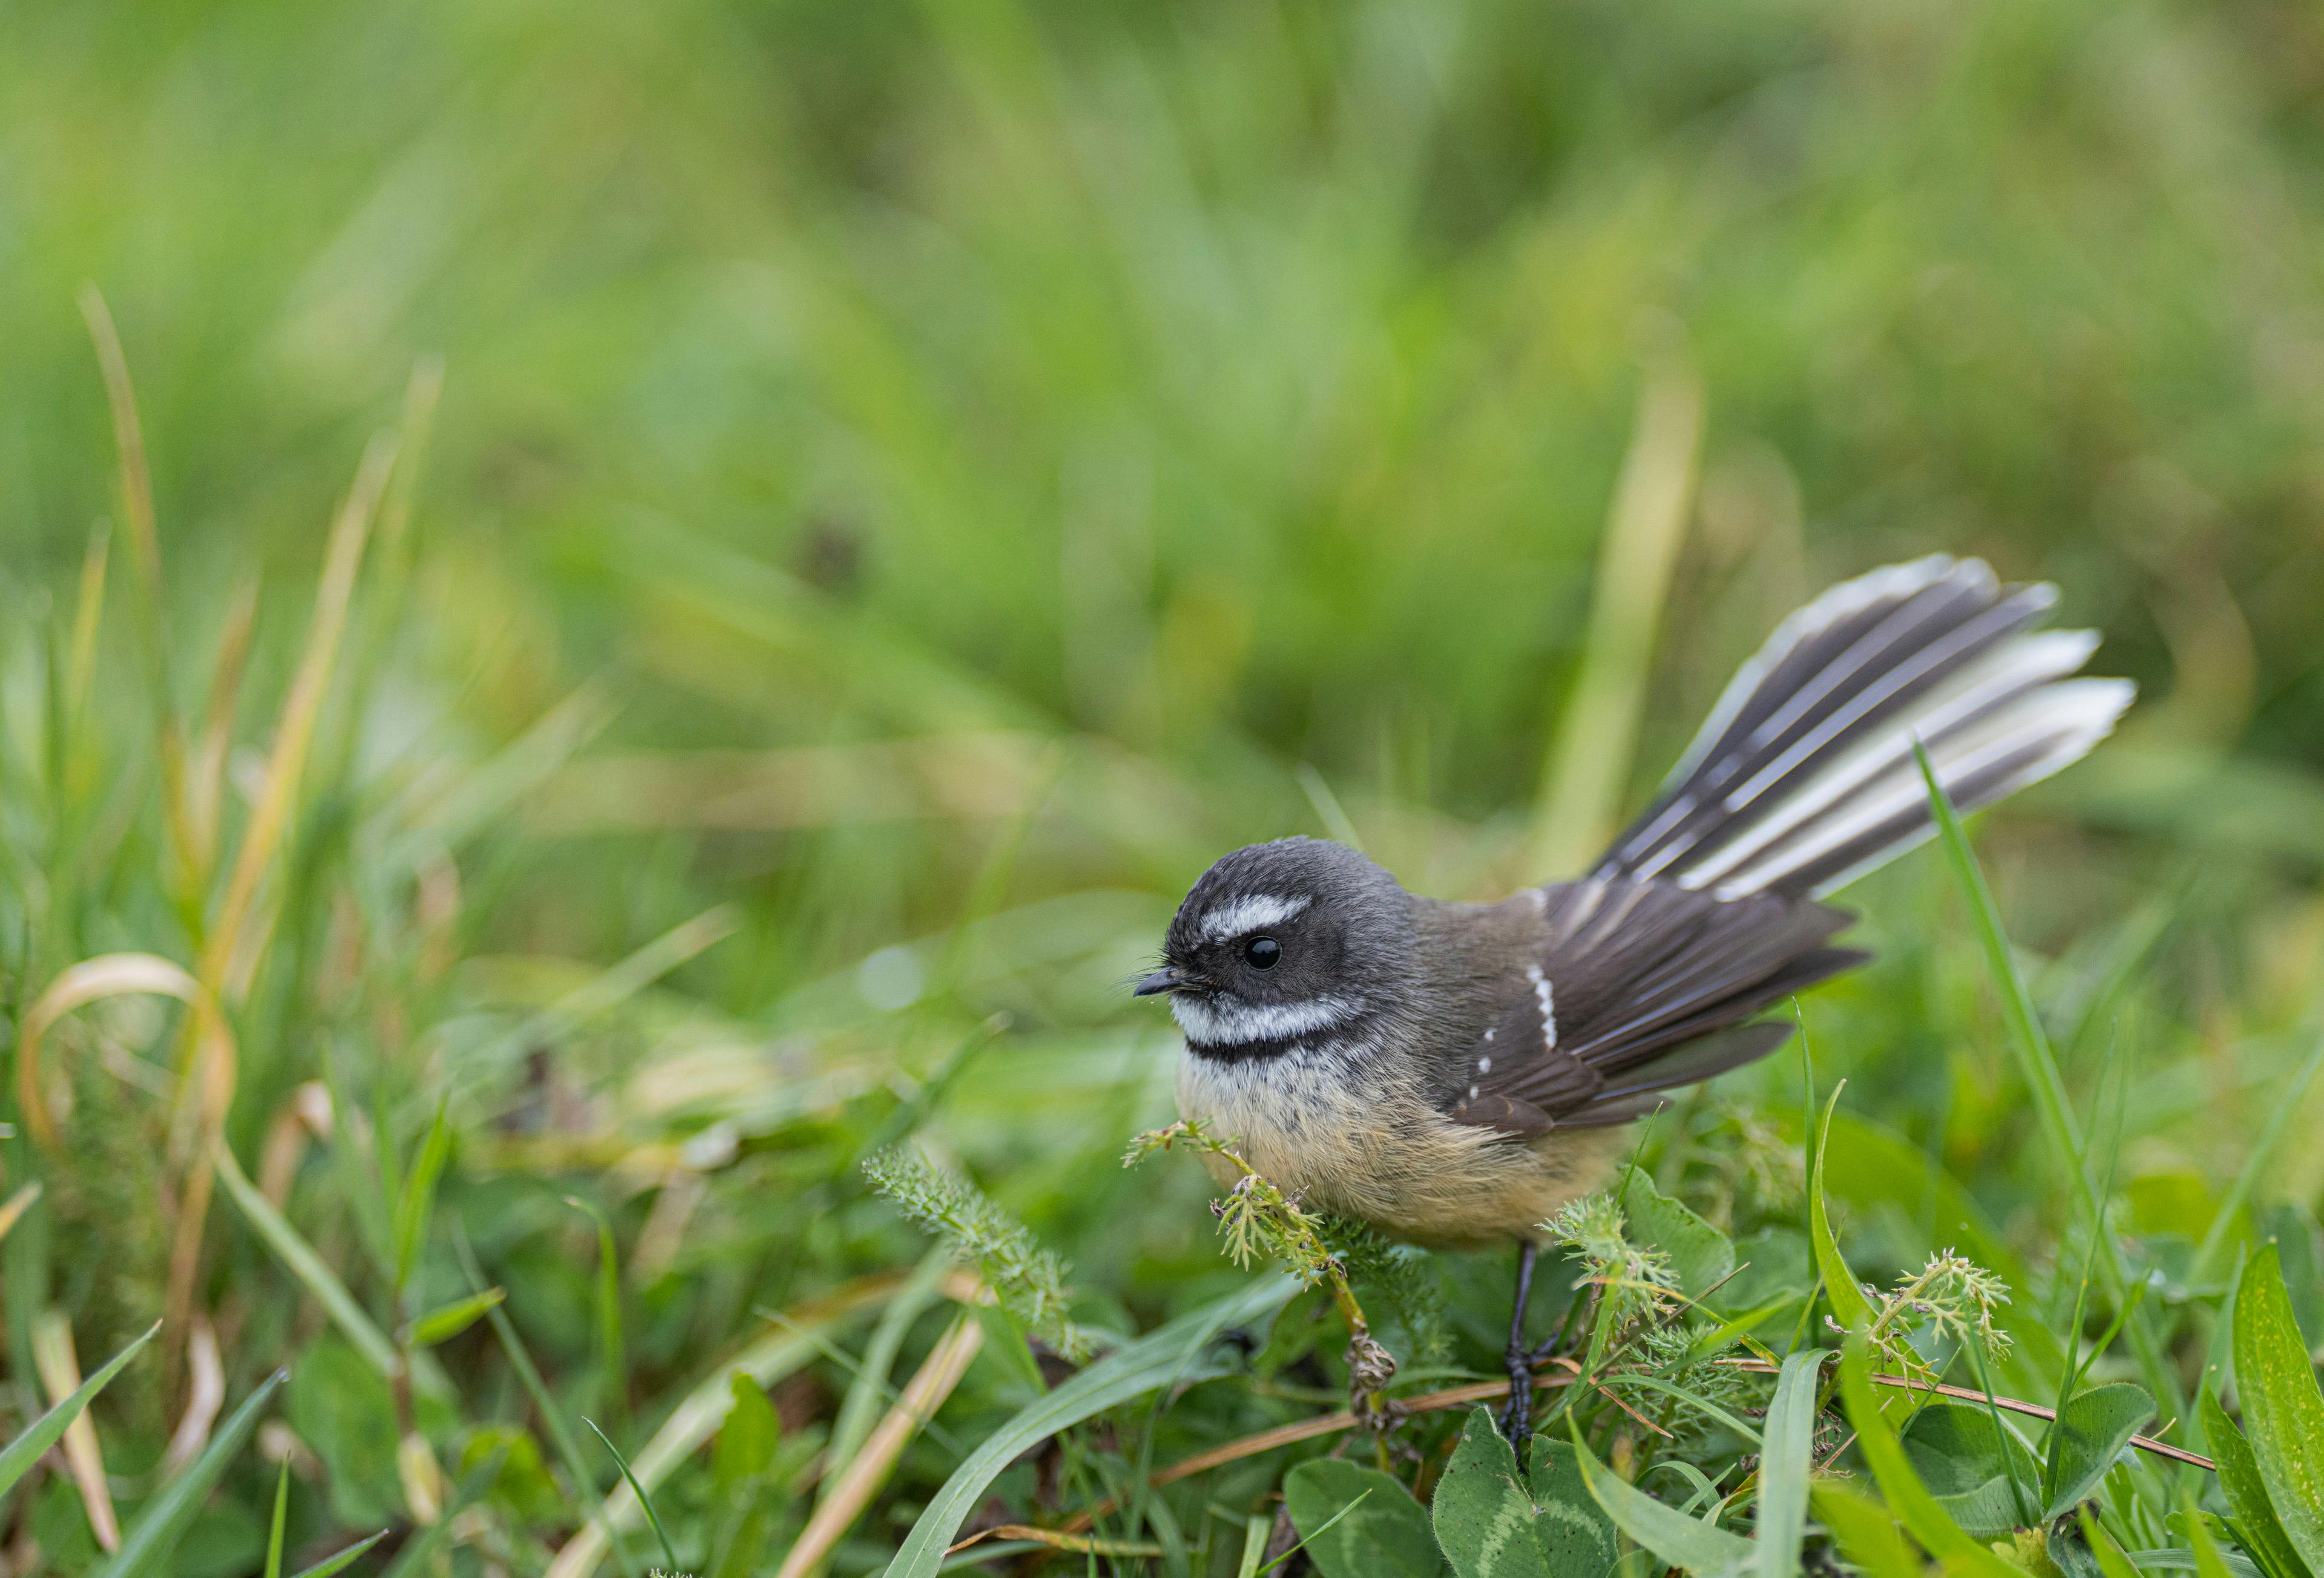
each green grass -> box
[4,0,2324,1573]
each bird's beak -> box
[1134,966,1192,997]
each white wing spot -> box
[1526,965,1557,1051]
[1468,1084,1480,1100]
[1483,1027,1495,1043]
[1478,1054,1492,1073]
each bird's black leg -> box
[1498,1240,1540,1441]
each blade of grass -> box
[32,1309,122,1551]
[1530,346,1702,872]
[1570,1417,1754,1574]
[1835,1332,2021,1578]
[2185,1488,2238,1578]
[1256,1490,1370,1578]
[263,1458,289,1578]
[455,1227,640,1578]
[542,1271,922,1578]
[880,1276,1299,1578]
[401,1288,505,1347]
[463,903,740,1081]
[948,1526,1167,1560]
[289,1531,389,1578]
[586,1419,681,1574]
[1810,1084,1874,1331]
[2192,1032,2324,1282]
[93,1368,286,1578]
[392,1098,453,1298]
[1917,744,2183,1419]
[213,1137,400,1380]
[822,1246,952,1490]
[2198,1390,2310,1578]
[0,1318,157,1499]
[2079,1507,2144,1578]
[18,952,202,1151]
[775,1314,986,1578]
[1810,1484,1927,1578]
[0,1182,40,1245]
[77,286,194,887]
[566,1196,629,1436]
[1234,1514,1270,1578]
[1917,743,2088,1190]
[379,1442,509,1578]
[1755,1349,1827,1578]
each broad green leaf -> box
[2200,1389,2313,1578]
[1286,1460,1442,1578]
[1755,1350,1826,1578]
[1810,1089,1873,1331]
[2041,1383,2155,1519]
[1810,1484,1925,1578]
[710,1496,776,1578]
[404,1288,505,1347]
[1899,1402,2040,1538]
[707,1375,783,1578]
[1618,1171,1734,1302]
[288,1339,402,1529]
[289,1531,389,1578]
[1430,1410,1552,1578]
[2234,1246,2324,1571]
[93,1368,286,1578]
[1525,1436,1617,1578]
[883,1274,1298,1578]
[1569,1419,1753,1576]
[0,1320,157,1499]
[2262,1205,2324,1346]
[712,1373,780,1493]
[1836,1334,2022,1578]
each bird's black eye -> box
[1244,936,1281,969]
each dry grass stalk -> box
[773,1312,987,1578]
[31,1312,122,1552]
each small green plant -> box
[862,1145,1094,1360]
[1126,1119,1403,1428]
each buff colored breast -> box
[1174,1043,1624,1247]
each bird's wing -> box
[1448,876,1863,1136]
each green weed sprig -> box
[1126,1121,1402,1431]
[862,1147,1094,1361]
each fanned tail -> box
[1596,555,2133,900]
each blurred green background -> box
[5,0,2324,1572]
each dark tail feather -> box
[1596,555,2132,900]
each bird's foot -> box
[1498,1344,1534,1441]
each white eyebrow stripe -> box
[1197,894,1310,942]
[1170,992,1360,1047]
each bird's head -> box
[1138,837,1415,1057]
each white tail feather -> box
[1603,556,2133,900]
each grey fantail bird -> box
[1134,555,2132,1436]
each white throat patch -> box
[1170,990,1360,1047]
[1196,893,1309,943]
